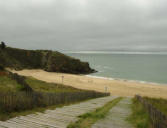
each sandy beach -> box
[10,69,167,99]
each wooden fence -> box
[0,91,110,113]
[0,71,110,113]
[8,72,33,92]
[135,95,167,128]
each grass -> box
[127,98,152,128]
[67,97,122,128]
[144,97,167,116]
[0,100,85,121]
[0,76,23,92]
[0,91,108,121]
[26,77,81,93]
[0,73,109,121]
[0,72,81,93]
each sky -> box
[0,0,167,52]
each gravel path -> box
[0,96,116,128]
[92,98,133,128]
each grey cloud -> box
[0,0,167,51]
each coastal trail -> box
[0,96,117,128]
[92,98,133,128]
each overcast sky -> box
[0,0,167,51]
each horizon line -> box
[64,51,167,55]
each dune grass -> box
[0,76,23,92]
[67,97,122,128]
[26,77,81,93]
[127,98,152,128]
[0,73,109,121]
[144,97,167,116]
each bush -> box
[0,42,6,49]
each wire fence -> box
[135,95,167,128]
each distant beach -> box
[10,69,167,99]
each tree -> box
[1,41,6,49]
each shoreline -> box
[9,69,167,99]
[86,75,166,86]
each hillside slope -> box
[0,46,95,74]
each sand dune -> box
[10,69,167,99]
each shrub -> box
[0,42,6,49]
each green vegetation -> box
[127,98,151,128]
[0,100,81,121]
[67,97,122,128]
[144,97,167,116]
[0,76,23,92]
[0,44,105,121]
[0,42,6,49]
[0,71,109,121]
[26,77,82,93]
[0,44,95,74]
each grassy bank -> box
[26,77,82,93]
[67,97,122,128]
[0,71,109,121]
[144,97,167,116]
[127,98,151,128]
[0,75,23,92]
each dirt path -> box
[92,98,133,128]
[0,96,116,128]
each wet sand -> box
[10,69,167,99]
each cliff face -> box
[0,47,95,74]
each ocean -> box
[67,52,167,85]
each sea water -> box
[67,52,167,85]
